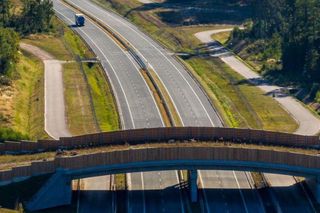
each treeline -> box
[231,0,320,82]
[0,0,54,75]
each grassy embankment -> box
[0,49,48,140]
[211,31,232,45]
[24,17,119,135]
[0,17,119,213]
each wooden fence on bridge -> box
[0,127,319,153]
[1,144,320,183]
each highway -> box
[78,176,114,213]
[62,0,264,212]
[53,1,176,212]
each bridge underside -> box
[26,159,320,211]
[66,160,320,179]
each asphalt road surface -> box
[53,1,169,212]
[264,174,316,213]
[20,43,71,140]
[63,1,265,212]
[54,0,164,131]
[78,176,115,213]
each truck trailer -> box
[75,14,85,26]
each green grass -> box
[92,0,231,53]
[211,31,232,45]
[59,17,119,133]
[92,0,298,133]
[11,51,48,140]
[186,57,298,132]
[23,17,119,135]
[83,63,119,131]
[63,63,98,135]
[23,35,72,61]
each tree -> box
[0,0,11,27]
[0,28,19,75]
[17,0,54,35]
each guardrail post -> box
[189,169,198,202]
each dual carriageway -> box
[47,0,318,212]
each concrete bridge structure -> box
[1,143,320,211]
[0,127,319,153]
[1,127,320,211]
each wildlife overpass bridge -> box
[1,143,320,211]
[0,127,320,211]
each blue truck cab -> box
[75,14,85,26]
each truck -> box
[75,14,85,26]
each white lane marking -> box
[141,172,146,213]
[175,171,185,213]
[70,0,178,127]
[297,180,317,213]
[55,6,135,129]
[198,171,211,213]
[78,1,215,126]
[125,51,165,127]
[127,173,132,213]
[77,179,81,213]
[148,63,185,126]
[65,2,247,212]
[233,171,249,213]
[61,0,164,128]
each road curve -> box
[66,0,223,128]
[20,43,71,140]
[63,1,264,213]
[53,1,167,212]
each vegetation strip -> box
[1,141,320,171]
[140,70,172,127]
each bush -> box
[0,28,19,75]
[0,128,29,142]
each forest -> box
[0,0,54,76]
[231,0,320,85]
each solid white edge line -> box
[233,171,249,213]
[78,0,215,126]
[175,171,185,213]
[64,2,256,213]
[71,0,186,127]
[55,5,135,129]
[197,171,211,213]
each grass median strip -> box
[147,68,183,126]
[140,70,172,127]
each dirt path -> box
[20,43,71,139]
[138,0,154,4]
[194,29,320,136]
